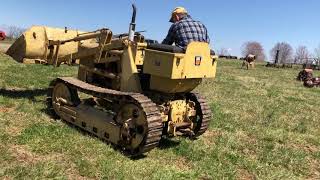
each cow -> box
[242,54,256,69]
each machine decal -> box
[195,56,202,66]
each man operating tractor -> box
[162,7,210,49]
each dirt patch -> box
[234,131,259,161]
[289,143,319,153]
[174,156,192,171]
[236,168,256,180]
[235,131,257,145]
[8,145,41,164]
[1,176,13,180]
[5,126,24,136]
[203,130,222,138]
[156,153,192,171]
[0,107,14,113]
[307,158,320,179]
[65,166,94,180]
[202,130,222,147]
[2,111,31,136]
[8,145,68,165]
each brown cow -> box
[242,54,256,69]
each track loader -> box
[47,5,218,155]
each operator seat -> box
[146,42,215,55]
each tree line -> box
[0,25,26,40]
[219,41,320,64]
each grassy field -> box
[0,53,319,179]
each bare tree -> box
[315,44,320,59]
[241,41,266,61]
[6,25,25,39]
[217,48,229,56]
[270,42,293,64]
[295,46,310,64]
[313,44,320,67]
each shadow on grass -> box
[0,88,48,102]
[158,138,181,149]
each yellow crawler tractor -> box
[47,5,217,155]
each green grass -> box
[0,53,319,179]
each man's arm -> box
[162,24,175,45]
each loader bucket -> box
[6,26,87,64]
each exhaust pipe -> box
[128,4,137,41]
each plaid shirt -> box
[162,15,210,49]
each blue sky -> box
[1,0,320,58]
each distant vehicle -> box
[302,59,320,70]
[0,31,6,40]
[219,55,238,60]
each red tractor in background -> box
[0,31,6,40]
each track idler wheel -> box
[49,81,80,117]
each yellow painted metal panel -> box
[143,49,179,78]
[6,26,88,63]
[143,42,217,80]
[149,76,201,93]
[181,42,217,79]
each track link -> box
[47,77,163,155]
